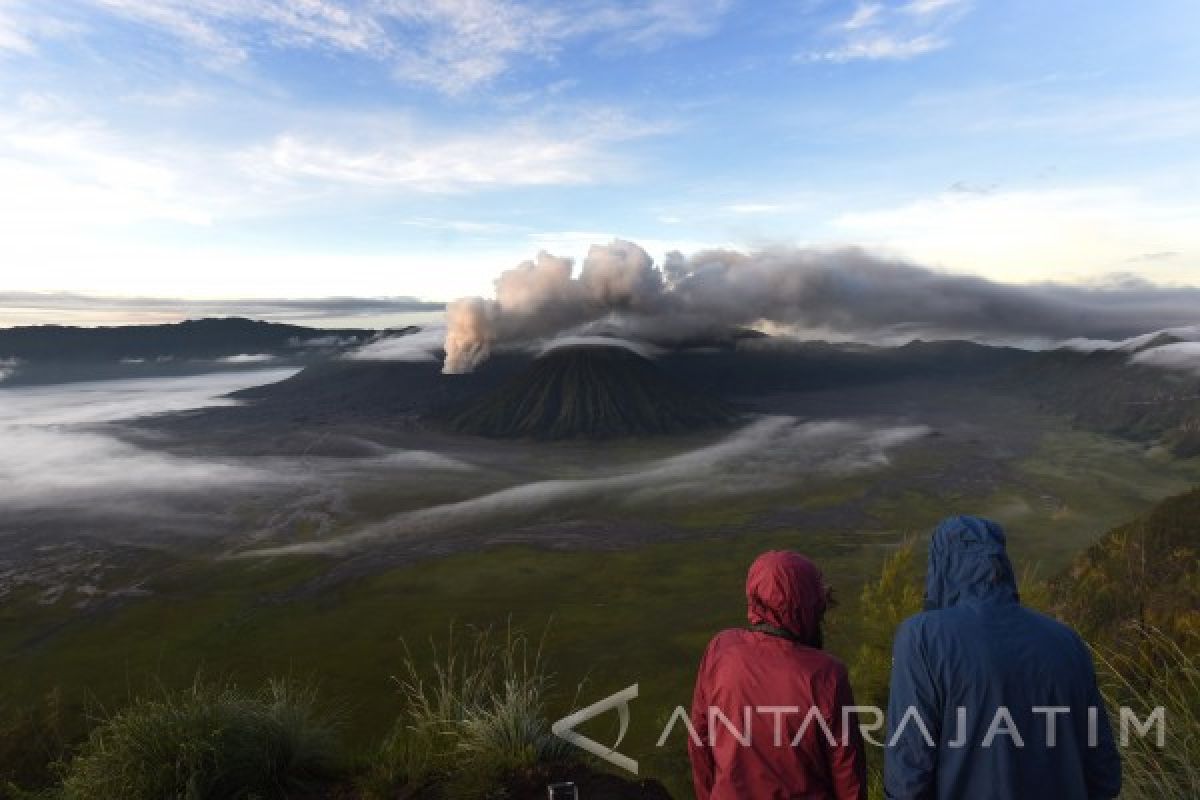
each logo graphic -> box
[552,684,639,774]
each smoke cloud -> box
[442,242,662,372]
[442,240,1200,372]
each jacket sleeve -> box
[824,662,869,800]
[884,618,940,800]
[688,644,715,800]
[1079,648,1121,799]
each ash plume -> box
[442,240,1200,372]
[442,242,662,373]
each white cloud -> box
[1130,341,1200,375]
[0,9,35,55]
[0,358,18,383]
[537,335,662,359]
[382,0,561,95]
[725,202,786,214]
[400,217,525,235]
[258,125,611,190]
[345,327,446,362]
[1057,337,1122,353]
[217,353,277,363]
[843,4,882,31]
[0,99,228,232]
[0,2,80,56]
[832,185,1200,284]
[6,1,729,93]
[903,0,966,15]
[85,0,385,68]
[524,231,718,262]
[1057,327,1200,353]
[807,0,967,63]
[815,32,945,62]
[382,1,730,93]
[0,92,670,302]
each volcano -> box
[446,344,734,439]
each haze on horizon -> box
[1,1,1198,327]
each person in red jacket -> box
[689,550,867,800]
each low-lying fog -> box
[0,369,929,560]
[244,417,929,557]
[0,370,473,524]
[0,370,299,511]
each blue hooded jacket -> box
[884,516,1121,799]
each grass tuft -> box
[1093,624,1199,800]
[58,677,341,800]
[363,624,575,799]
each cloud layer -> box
[0,369,295,511]
[1131,341,1200,375]
[0,369,474,516]
[0,291,443,326]
[241,416,929,557]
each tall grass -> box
[0,690,71,794]
[845,539,923,712]
[364,624,575,799]
[58,678,341,800]
[1093,625,1199,800]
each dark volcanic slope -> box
[447,345,733,439]
[144,338,1034,444]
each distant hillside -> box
[0,318,389,387]
[226,351,523,423]
[148,338,1037,440]
[0,317,376,362]
[447,345,733,439]
[1004,346,1200,456]
[1049,485,1200,649]
[669,338,1033,397]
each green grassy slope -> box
[1049,485,1200,649]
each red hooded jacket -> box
[689,551,867,800]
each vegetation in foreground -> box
[4,486,1197,798]
[362,625,573,798]
[58,679,339,800]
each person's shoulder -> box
[704,627,752,656]
[894,609,939,642]
[807,648,850,679]
[706,629,845,671]
[892,608,974,658]
[1018,606,1089,649]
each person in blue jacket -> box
[885,516,1121,799]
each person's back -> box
[885,516,1121,800]
[689,551,866,800]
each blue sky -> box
[1,0,1198,324]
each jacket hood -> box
[746,550,828,645]
[925,515,1019,610]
